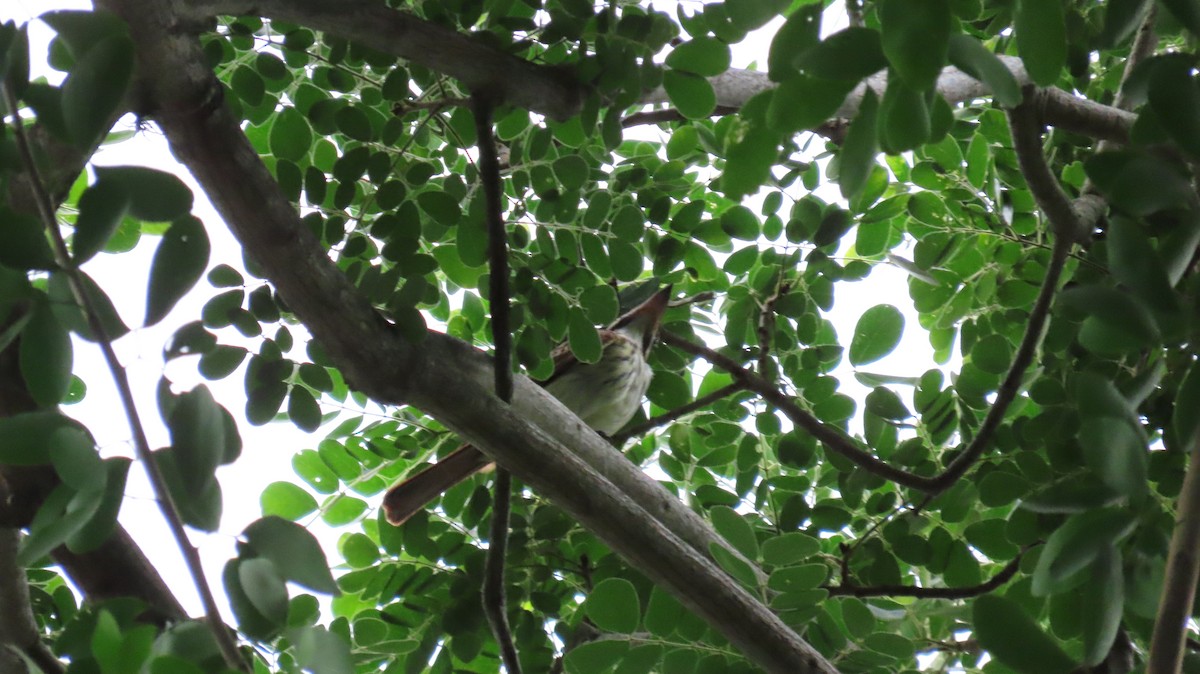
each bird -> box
[382,285,673,525]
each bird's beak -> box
[611,285,672,353]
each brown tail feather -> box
[382,445,493,525]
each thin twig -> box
[613,383,744,443]
[823,547,1030,598]
[1114,5,1157,113]
[757,278,786,379]
[472,92,521,674]
[3,85,248,672]
[660,332,938,491]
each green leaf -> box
[1079,416,1147,499]
[67,456,130,553]
[61,34,132,148]
[261,481,318,520]
[879,0,951,91]
[40,10,129,60]
[665,36,731,77]
[145,215,210,326]
[567,306,602,364]
[720,205,760,240]
[662,70,716,119]
[879,77,930,152]
[865,387,910,419]
[1161,0,1200,39]
[1014,0,1065,86]
[761,532,820,566]
[946,34,1022,108]
[767,75,856,134]
[1019,475,1123,514]
[1031,508,1137,596]
[0,411,85,465]
[416,190,461,226]
[709,506,759,559]
[334,105,373,142]
[564,640,628,674]
[839,88,880,201]
[167,385,226,487]
[584,578,640,634]
[224,559,278,640]
[1080,546,1123,667]
[238,557,289,627]
[721,124,779,200]
[269,107,312,163]
[579,284,618,325]
[799,28,887,81]
[48,425,101,491]
[18,483,103,566]
[973,595,1077,674]
[849,304,903,366]
[287,386,322,432]
[1060,285,1160,353]
[242,516,339,594]
[47,270,130,342]
[289,627,353,674]
[20,299,73,407]
[0,207,55,270]
[73,179,130,264]
[93,166,193,222]
[1098,0,1152,48]
[1086,149,1194,215]
[155,446,223,531]
[767,4,822,81]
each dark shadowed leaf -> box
[20,299,72,407]
[242,516,338,594]
[1014,0,1065,86]
[665,36,731,77]
[94,166,193,222]
[879,0,951,91]
[73,179,130,264]
[145,215,210,326]
[61,34,132,148]
[973,595,1077,674]
[662,70,717,119]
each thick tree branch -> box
[108,2,828,669]
[179,0,585,121]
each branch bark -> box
[179,0,585,121]
[1148,433,1200,673]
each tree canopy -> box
[1,0,1197,673]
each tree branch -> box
[824,547,1029,599]
[109,2,827,668]
[1148,431,1200,672]
[614,383,744,443]
[179,0,585,121]
[0,479,65,674]
[659,331,939,492]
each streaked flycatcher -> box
[382,285,672,525]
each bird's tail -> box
[382,445,493,525]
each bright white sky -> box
[5,0,949,648]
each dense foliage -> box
[3,0,1200,672]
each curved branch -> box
[0,479,65,674]
[824,547,1029,599]
[659,332,938,492]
